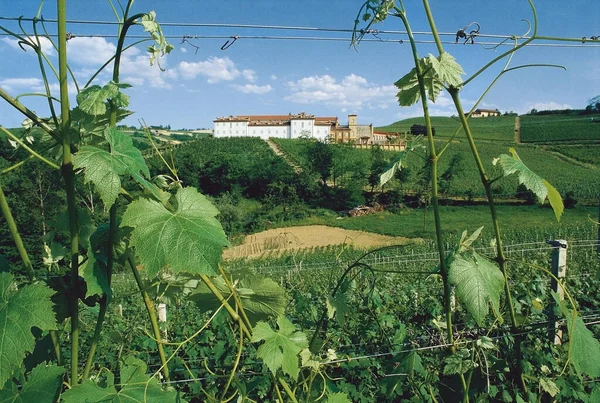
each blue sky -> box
[0,0,598,130]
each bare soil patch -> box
[223,225,418,259]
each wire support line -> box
[1,32,599,48]
[1,16,599,44]
[149,316,600,386]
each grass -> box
[287,205,598,239]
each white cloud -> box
[242,69,257,82]
[179,57,240,83]
[270,74,278,80]
[285,74,396,110]
[0,77,43,92]
[67,37,117,66]
[232,84,273,94]
[1,36,56,56]
[0,77,77,95]
[522,101,573,113]
[180,47,188,53]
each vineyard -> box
[520,114,600,143]
[88,225,600,402]
[376,116,517,143]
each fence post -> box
[548,239,567,345]
[157,303,168,341]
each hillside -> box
[376,115,516,143]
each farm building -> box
[468,108,501,118]
[213,113,374,143]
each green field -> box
[520,113,600,143]
[548,144,600,166]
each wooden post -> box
[548,240,567,345]
[157,303,168,341]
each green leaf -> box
[0,273,57,387]
[121,187,229,277]
[570,316,600,377]
[543,179,564,222]
[79,251,111,300]
[448,251,504,325]
[539,377,560,398]
[76,82,130,116]
[73,128,149,209]
[326,293,349,326]
[380,135,425,186]
[61,355,182,402]
[76,85,108,116]
[399,351,424,377]
[0,364,65,403]
[251,316,308,380]
[443,349,474,375]
[326,392,352,403]
[187,274,286,325]
[429,52,465,87]
[496,148,564,221]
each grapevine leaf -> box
[61,355,182,402]
[399,351,425,376]
[76,82,130,116]
[73,128,149,209]
[570,316,600,377]
[79,250,111,300]
[380,135,425,186]
[429,52,465,87]
[326,392,352,403]
[396,81,421,107]
[326,293,349,326]
[443,349,474,375]
[76,85,108,116]
[448,251,504,326]
[0,364,65,403]
[251,316,308,380]
[539,378,560,398]
[121,187,229,277]
[0,273,57,387]
[188,274,286,325]
[496,148,564,221]
[300,348,320,371]
[543,179,564,222]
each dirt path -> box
[223,225,418,259]
[265,139,303,174]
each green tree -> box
[308,140,333,187]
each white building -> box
[213,112,336,140]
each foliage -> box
[61,356,181,402]
[520,113,600,143]
[252,316,308,380]
[121,187,230,277]
[0,273,57,387]
[0,364,64,403]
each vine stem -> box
[83,0,139,378]
[0,183,34,279]
[0,126,60,170]
[127,254,170,383]
[396,8,454,347]
[56,0,80,385]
